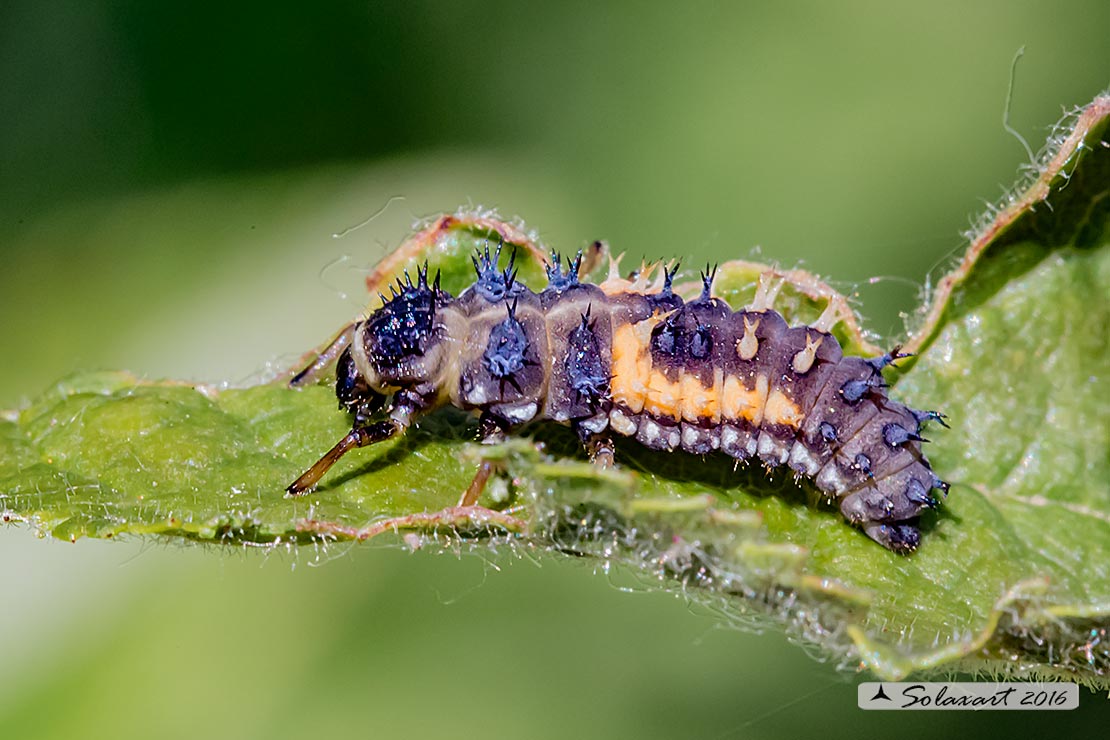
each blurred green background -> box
[1,2,1108,737]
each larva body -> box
[291,246,947,552]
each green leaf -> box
[3,96,1108,688]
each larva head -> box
[353,265,453,394]
[335,343,384,422]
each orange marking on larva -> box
[708,367,725,424]
[750,374,770,425]
[644,369,682,421]
[610,317,663,413]
[610,323,646,412]
[679,372,721,424]
[763,388,803,428]
[721,373,769,424]
[714,367,725,421]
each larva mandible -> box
[287,242,948,552]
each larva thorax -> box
[326,245,948,553]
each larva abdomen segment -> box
[541,282,612,423]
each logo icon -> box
[870,684,892,702]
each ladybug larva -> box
[287,243,948,553]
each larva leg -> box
[476,410,511,443]
[286,419,402,496]
[574,421,615,468]
[584,434,616,468]
[457,411,512,507]
[287,321,357,388]
[458,461,497,507]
